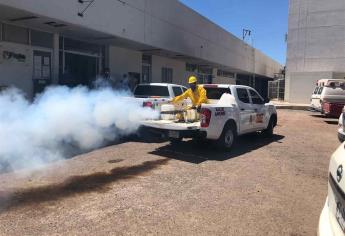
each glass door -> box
[32,50,51,95]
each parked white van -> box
[310,79,345,117]
[310,85,323,111]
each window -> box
[142,55,152,65]
[217,69,235,78]
[182,87,188,92]
[204,87,231,99]
[134,85,170,98]
[161,67,173,83]
[31,30,53,48]
[172,86,183,96]
[236,88,250,103]
[63,38,101,55]
[186,63,197,72]
[198,66,213,75]
[249,89,264,104]
[2,24,29,44]
[142,55,152,83]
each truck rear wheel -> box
[263,117,274,137]
[216,124,236,150]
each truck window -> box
[203,87,231,99]
[236,88,250,103]
[134,85,170,98]
[172,86,183,96]
[249,89,264,104]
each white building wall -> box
[0,0,282,78]
[0,42,33,98]
[213,76,236,85]
[0,39,55,98]
[286,0,345,103]
[151,55,186,85]
[108,46,141,82]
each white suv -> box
[338,107,345,143]
[319,143,345,235]
[133,83,187,107]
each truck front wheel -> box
[216,124,237,150]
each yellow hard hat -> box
[188,76,197,84]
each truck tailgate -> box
[141,120,200,131]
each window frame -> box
[249,89,265,105]
[236,88,251,104]
[2,23,29,45]
[161,67,173,83]
[172,86,183,97]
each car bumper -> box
[310,104,321,111]
[318,198,335,236]
[323,103,345,117]
[338,128,345,143]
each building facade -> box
[0,0,282,99]
[286,0,345,103]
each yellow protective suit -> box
[172,85,208,106]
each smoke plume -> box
[0,86,158,172]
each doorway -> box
[59,37,102,87]
[64,53,97,87]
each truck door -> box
[249,89,267,130]
[236,88,255,133]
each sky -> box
[179,0,288,65]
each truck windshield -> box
[204,87,231,99]
[134,85,170,98]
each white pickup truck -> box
[141,84,277,150]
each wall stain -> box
[0,159,169,213]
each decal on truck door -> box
[255,113,264,123]
[215,107,225,116]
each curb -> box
[274,105,309,111]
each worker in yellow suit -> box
[172,76,208,111]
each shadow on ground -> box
[324,120,339,125]
[149,134,285,164]
[310,114,339,120]
[310,114,326,118]
[0,159,169,213]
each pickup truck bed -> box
[141,120,200,131]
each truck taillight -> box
[143,101,153,108]
[200,108,211,128]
